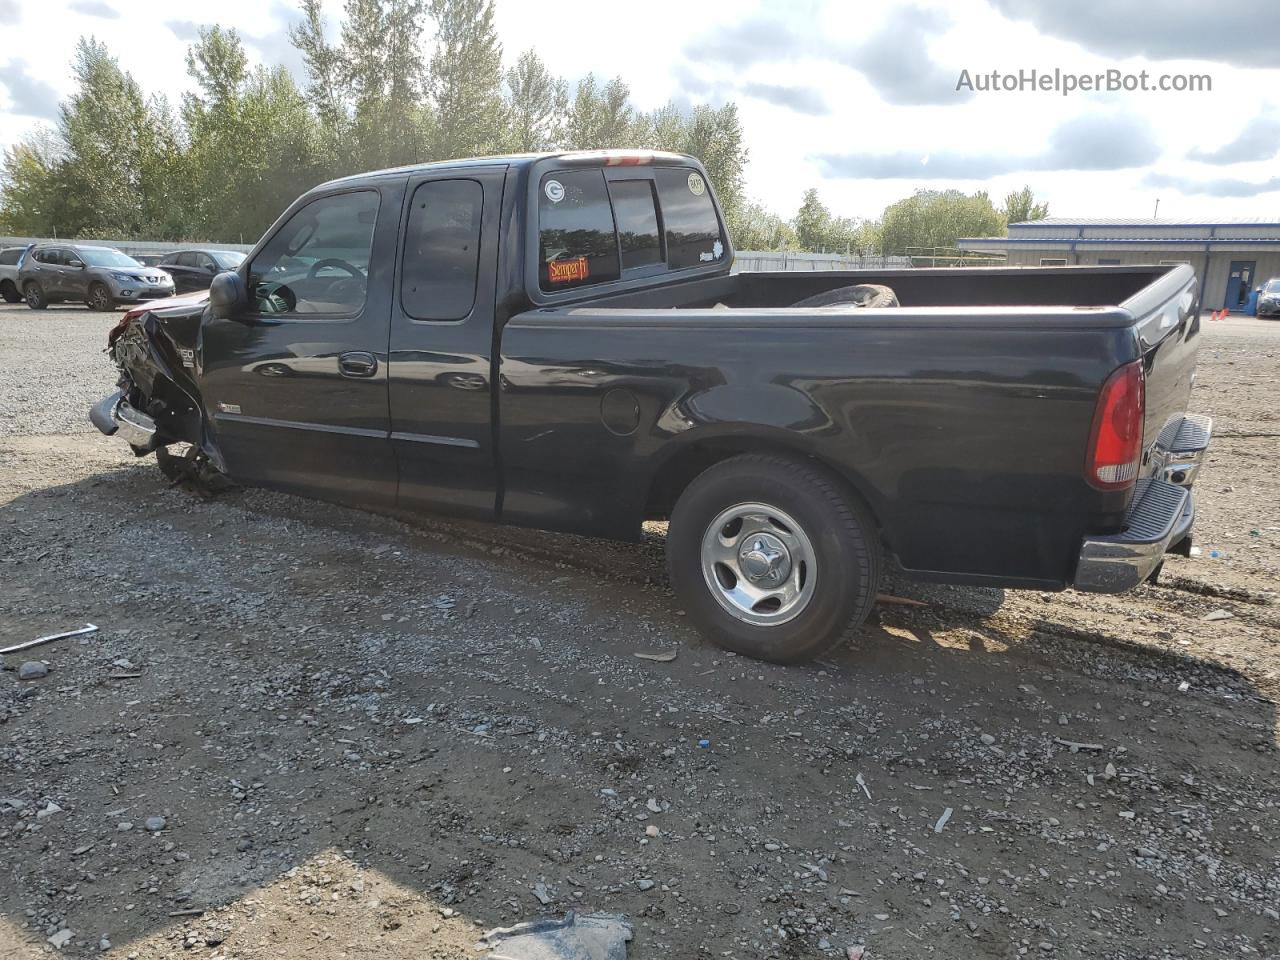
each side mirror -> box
[68,259,84,269]
[209,270,250,320]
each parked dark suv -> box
[158,249,246,294]
[19,243,175,310]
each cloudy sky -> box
[1,0,1278,222]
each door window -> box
[401,179,482,321]
[195,253,217,272]
[176,252,197,268]
[36,249,62,265]
[247,190,380,317]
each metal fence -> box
[733,251,913,272]
[0,236,254,256]
[2,237,914,272]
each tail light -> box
[1085,360,1145,490]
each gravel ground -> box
[1,302,1278,960]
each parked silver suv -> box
[18,243,175,310]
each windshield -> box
[213,251,246,269]
[1264,279,1280,294]
[78,248,142,269]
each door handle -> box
[338,351,378,378]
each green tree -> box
[290,0,349,145]
[1002,185,1049,225]
[345,0,432,168]
[635,101,685,151]
[293,0,434,172]
[429,0,505,158]
[56,38,169,237]
[0,128,64,235]
[566,75,636,150]
[680,103,747,224]
[183,26,325,241]
[503,49,567,151]
[728,199,797,251]
[793,188,831,251]
[789,188,879,254]
[879,188,1005,256]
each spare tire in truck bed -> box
[790,283,899,308]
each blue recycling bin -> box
[1245,288,1259,316]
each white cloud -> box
[2,0,1279,224]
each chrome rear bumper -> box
[1074,413,1211,593]
[89,389,158,449]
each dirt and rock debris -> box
[1,303,1278,959]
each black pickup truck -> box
[92,150,1211,664]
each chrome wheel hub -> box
[738,531,791,586]
[700,502,816,626]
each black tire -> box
[791,283,899,309]
[23,280,47,310]
[88,282,117,311]
[0,280,20,303]
[667,454,882,664]
[156,445,188,483]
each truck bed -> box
[499,264,1200,588]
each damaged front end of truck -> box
[91,295,231,492]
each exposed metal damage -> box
[93,301,233,495]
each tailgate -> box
[1119,265,1201,478]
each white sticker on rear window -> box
[687,173,705,196]
[544,179,565,203]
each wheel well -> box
[0,278,16,293]
[644,438,883,536]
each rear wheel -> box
[23,280,47,310]
[87,282,115,311]
[0,280,20,303]
[667,454,882,664]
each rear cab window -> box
[653,167,725,269]
[538,170,621,291]
[401,179,483,321]
[0,248,19,266]
[536,161,726,294]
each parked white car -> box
[0,245,31,303]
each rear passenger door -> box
[31,248,65,296]
[388,167,505,519]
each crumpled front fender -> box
[104,308,226,472]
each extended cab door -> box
[387,166,505,518]
[198,182,404,507]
